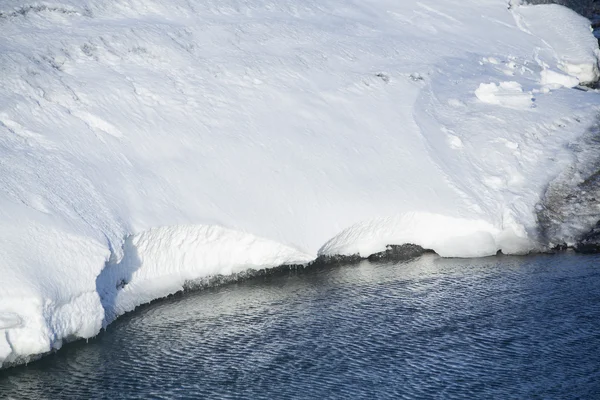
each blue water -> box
[1,253,600,399]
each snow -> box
[540,69,581,88]
[1,0,600,367]
[475,81,534,108]
[97,225,313,325]
[512,3,600,85]
[318,212,520,258]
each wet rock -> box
[367,244,431,262]
[313,253,362,266]
[575,221,600,253]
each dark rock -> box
[575,220,600,253]
[367,243,431,262]
[551,242,570,252]
[375,72,390,83]
[313,253,362,266]
[314,244,433,266]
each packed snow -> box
[1,0,600,367]
[513,3,600,85]
[540,69,582,88]
[474,81,534,108]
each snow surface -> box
[474,81,534,108]
[1,0,600,366]
[513,3,600,85]
[540,69,581,88]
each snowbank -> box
[97,225,312,325]
[1,0,600,367]
[512,3,600,85]
[318,212,536,259]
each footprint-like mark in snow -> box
[480,56,534,79]
[72,110,123,139]
[475,81,534,109]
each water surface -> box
[1,253,600,399]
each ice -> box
[1,0,600,367]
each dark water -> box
[1,254,600,399]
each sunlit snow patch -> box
[475,81,534,109]
[540,69,581,88]
[513,4,600,85]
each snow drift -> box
[1,0,600,366]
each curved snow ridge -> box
[318,212,538,259]
[513,4,600,85]
[96,224,313,325]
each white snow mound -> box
[318,212,536,258]
[540,69,581,88]
[512,4,600,85]
[475,81,534,109]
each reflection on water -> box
[1,254,600,399]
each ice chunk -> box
[475,81,534,109]
[540,69,581,88]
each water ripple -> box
[1,254,600,399]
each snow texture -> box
[1,0,600,366]
[514,3,600,85]
[475,81,534,108]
